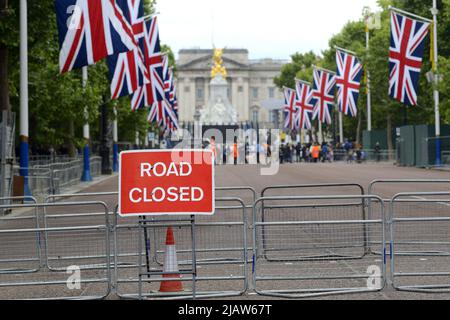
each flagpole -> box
[112,106,119,172]
[339,111,344,144]
[318,121,323,144]
[19,0,31,198]
[389,6,433,23]
[81,67,92,182]
[431,0,441,166]
[365,16,372,132]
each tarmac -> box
[1,162,450,300]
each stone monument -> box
[200,49,238,125]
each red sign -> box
[119,150,215,217]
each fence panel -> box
[113,198,248,300]
[0,202,111,300]
[367,180,450,255]
[390,193,450,293]
[262,183,365,198]
[0,197,41,274]
[253,196,386,299]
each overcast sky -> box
[156,0,380,60]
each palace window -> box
[251,88,259,99]
[196,88,204,100]
[252,109,259,123]
[269,87,275,98]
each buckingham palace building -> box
[176,48,287,128]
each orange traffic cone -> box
[159,227,184,293]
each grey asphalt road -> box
[1,162,450,300]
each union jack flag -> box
[130,16,165,111]
[150,56,179,132]
[55,0,138,74]
[389,11,430,106]
[283,87,299,130]
[335,50,363,117]
[165,67,180,132]
[312,68,336,125]
[294,81,315,130]
[107,0,149,100]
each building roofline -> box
[179,48,249,54]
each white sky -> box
[156,0,380,60]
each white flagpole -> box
[431,0,441,165]
[389,6,433,23]
[81,66,92,181]
[20,0,31,197]
[339,112,344,144]
[113,106,119,172]
[365,17,372,132]
[318,121,323,144]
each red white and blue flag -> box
[164,66,180,133]
[312,68,336,125]
[148,55,179,131]
[295,80,315,130]
[389,11,430,106]
[283,87,299,130]
[55,0,138,74]
[335,50,363,117]
[130,16,165,111]
[107,0,149,100]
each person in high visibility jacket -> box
[311,143,321,163]
[233,138,239,165]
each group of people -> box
[207,136,383,166]
[279,142,334,164]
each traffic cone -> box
[159,227,184,293]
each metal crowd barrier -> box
[252,195,386,299]
[3,185,450,299]
[0,196,41,274]
[390,192,450,293]
[0,201,111,300]
[367,179,450,255]
[113,198,248,300]
[43,193,117,271]
[260,184,366,261]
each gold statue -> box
[211,48,227,79]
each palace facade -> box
[176,49,286,127]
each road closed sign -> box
[119,150,215,217]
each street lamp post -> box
[81,67,92,181]
[20,0,31,197]
[363,7,373,133]
[431,0,441,166]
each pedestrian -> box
[321,143,328,163]
[296,143,301,163]
[311,143,320,163]
[210,136,217,165]
[375,142,381,162]
[233,138,239,166]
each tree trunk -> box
[387,113,393,151]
